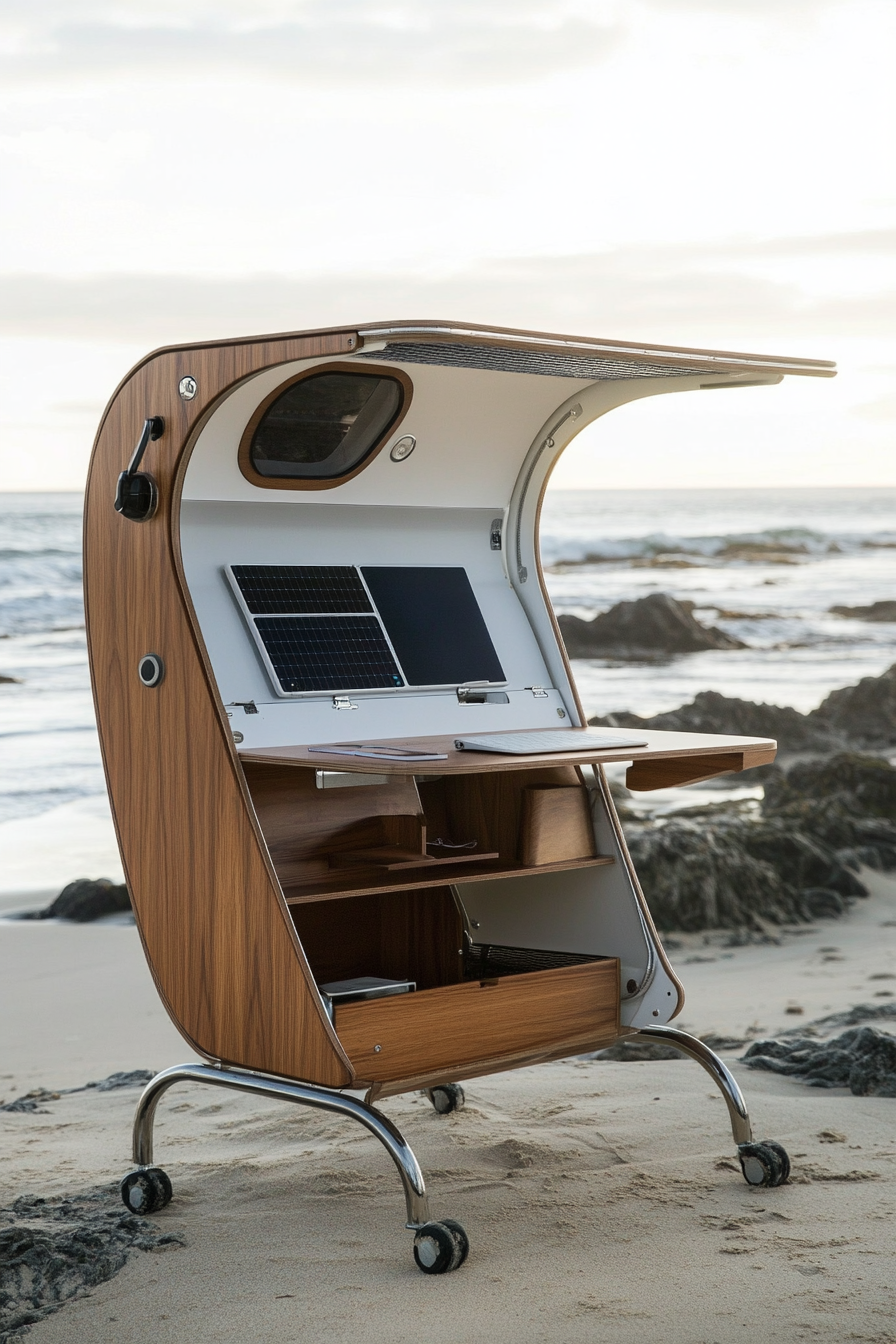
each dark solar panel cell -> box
[362,566,505,686]
[254,616,404,693]
[231,565,372,615]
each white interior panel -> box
[179,500,568,748]
[182,356,589,509]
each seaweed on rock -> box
[743,1026,896,1097]
[625,752,896,933]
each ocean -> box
[0,487,893,896]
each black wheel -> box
[120,1167,173,1214]
[439,1218,470,1268]
[426,1084,465,1115]
[737,1140,791,1187]
[413,1220,468,1274]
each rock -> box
[591,688,839,753]
[558,593,746,660]
[592,663,896,754]
[0,1187,183,1339]
[811,664,896,749]
[24,878,131,923]
[0,674,23,684]
[626,819,825,931]
[85,1070,155,1092]
[623,752,896,932]
[743,1025,896,1097]
[586,1040,684,1061]
[830,600,896,621]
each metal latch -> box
[227,700,258,715]
[332,696,358,710]
[490,517,503,551]
[457,687,509,704]
[526,686,549,698]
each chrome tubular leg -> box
[132,1063,431,1228]
[631,1025,753,1146]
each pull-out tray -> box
[335,958,619,1084]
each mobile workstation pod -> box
[84,320,835,1273]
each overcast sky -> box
[1,0,893,490]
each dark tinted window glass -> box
[249,372,403,480]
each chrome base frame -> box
[632,1025,752,1146]
[131,1062,431,1228]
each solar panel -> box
[254,616,404,693]
[225,563,503,697]
[362,566,505,687]
[230,565,372,614]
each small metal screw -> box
[178,375,198,401]
[557,708,566,719]
[471,920,480,929]
[232,730,244,744]
[373,1044,382,1054]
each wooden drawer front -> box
[335,960,619,1083]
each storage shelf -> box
[283,853,615,904]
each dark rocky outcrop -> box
[592,663,896,754]
[624,752,896,933]
[0,1187,183,1340]
[0,1071,155,1114]
[593,688,839,754]
[830,600,896,621]
[558,593,745,659]
[743,1025,896,1097]
[22,878,131,923]
[812,664,896,750]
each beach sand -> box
[2,875,895,1343]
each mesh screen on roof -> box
[357,341,711,380]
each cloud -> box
[1,234,891,350]
[0,2,622,88]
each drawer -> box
[335,959,619,1083]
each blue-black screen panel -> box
[231,565,372,615]
[361,567,505,687]
[254,615,404,693]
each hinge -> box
[490,517,503,551]
[333,696,358,710]
[526,686,549,699]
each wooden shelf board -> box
[329,846,500,872]
[241,727,776,778]
[284,853,615,904]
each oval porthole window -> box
[241,366,409,487]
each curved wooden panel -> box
[84,331,356,1086]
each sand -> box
[2,876,895,1343]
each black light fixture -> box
[114,416,164,521]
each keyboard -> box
[453,730,648,755]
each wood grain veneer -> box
[83,330,359,1087]
[626,746,776,792]
[519,784,597,866]
[241,728,777,776]
[336,959,619,1084]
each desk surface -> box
[240,727,777,776]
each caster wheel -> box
[120,1167,173,1214]
[737,1140,791,1188]
[426,1084,465,1115]
[413,1219,469,1274]
[439,1218,470,1268]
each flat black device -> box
[226,564,505,697]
